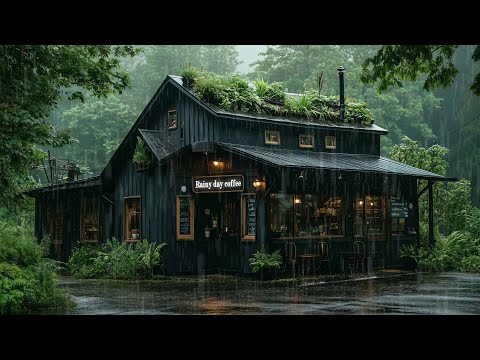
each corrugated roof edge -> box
[24,175,101,196]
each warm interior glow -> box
[371,202,374,206]
[295,198,302,204]
[359,200,363,205]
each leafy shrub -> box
[249,249,282,273]
[67,238,167,280]
[67,244,102,278]
[132,136,151,166]
[0,218,68,314]
[400,208,480,272]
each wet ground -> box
[43,272,480,315]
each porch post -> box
[428,180,435,246]
[256,186,267,252]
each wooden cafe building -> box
[27,68,454,276]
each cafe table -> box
[297,253,320,276]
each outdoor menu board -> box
[247,198,256,236]
[177,196,194,240]
[391,199,409,218]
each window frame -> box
[241,193,256,242]
[299,134,315,149]
[168,109,177,130]
[269,193,345,239]
[80,196,100,243]
[176,195,194,241]
[265,130,280,145]
[124,196,141,242]
[48,208,64,245]
[325,135,336,149]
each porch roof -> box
[214,143,456,181]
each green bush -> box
[400,208,480,272]
[67,238,167,280]
[67,244,102,278]
[249,249,282,273]
[0,218,68,314]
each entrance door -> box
[196,194,240,274]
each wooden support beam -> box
[428,180,435,246]
[417,183,429,198]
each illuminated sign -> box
[193,175,244,193]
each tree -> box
[360,45,480,96]
[0,45,139,205]
[128,45,240,108]
[60,97,138,176]
[389,136,473,241]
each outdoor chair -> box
[353,240,366,273]
[316,241,332,274]
[284,242,297,278]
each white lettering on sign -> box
[193,175,244,193]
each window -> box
[48,209,64,244]
[325,135,336,149]
[353,195,386,238]
[168,110,177,130]
[242,194,256,241]
[391,196,408,234]
[365,195,386,237]
[176,195,194,240]
[80,197,99,243]
[124,197,141,241]
[392,218,406,234]
[299,134,314,149]
[265,130,280,145]
[269,193,344,238]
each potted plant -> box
[249,248,282,280]
[132,136,151,171]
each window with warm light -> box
[354,194,386,238]
[325,136,336,149]
[48,208,64,244]
[299,134,314,148]
[168,110,177,130]
[124,197,141,241]
[80,197,99,243]
[265,130,280,145]
[269,193,344,238]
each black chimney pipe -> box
[338,66,345,121]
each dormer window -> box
[265,130,280,145]
[299,134,314,149]
[168,110,177,130]
[325,136,336,149]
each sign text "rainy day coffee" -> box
[192,175,244,193]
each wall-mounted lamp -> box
[211,158,224,169]
[294,197,302,204]
[359,200,363,206]
[370,202,374,206]
[253,177,265,189]
[338,173,342,180]
[298,171,304,180]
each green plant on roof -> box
[181,66,374,125]
[132,136,151,166]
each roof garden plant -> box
[180,67,374,125]
[132,136,151,169]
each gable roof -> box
[100,74,388,181]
